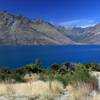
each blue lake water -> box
[0,45,100,68]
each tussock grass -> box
[67,83,92,100]
[0,80,63,99]
[66,82,100,100]
[91,94,100,100]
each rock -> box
[55,89,72,100]
[89,90,97,97]
[91,71,100,91]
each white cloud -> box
[60,18,100,28]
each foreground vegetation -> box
[0,59,98,84]
[0,59,100,100]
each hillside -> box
[0,11,100,45]
[0,11,74,45]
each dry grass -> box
[0,80,63,99]
[91,94,100,100]
[66,82,100,100]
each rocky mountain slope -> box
[0,11,74,45]
[0,11,100,45]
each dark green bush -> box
[0,68,26,82]
[73,64,94,82]
[50,64,59,73]
[23,59,43,73]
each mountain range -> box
[0,11,100,45]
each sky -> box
[0,0,100,27]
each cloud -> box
[60,18,100,28]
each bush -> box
[55,73,68,86]
[0,68,25,82]
[23,59,43,73]
[55,64,97,87]
[39,70,53,81]
[40,64,97,87]
[0,61,98,86]
[0,68,12,81]
[85,63,97,71]
[50,64,59,73]
[73,64,90,82]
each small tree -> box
[24,59,42,73]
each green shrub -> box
[39,70,53,81]
[0,61,98,86]
[85,63,97,71]
[55,73,67,86]
[73,64,94,82]
[0,68,25,82]
[55,64,97,86]
[50,64,59,73]
[23,59,43,73]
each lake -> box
[0,45,100,68]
